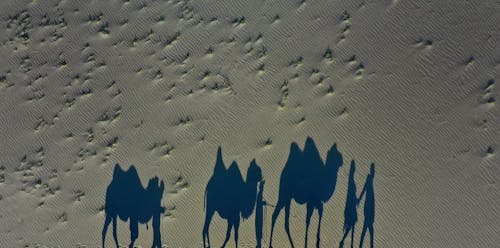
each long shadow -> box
[339,160,358,248]
[359,163,375,248]
[269,137,344,248]
[255,180,267,248]
[202,147,263,248]
[102,164,165,248]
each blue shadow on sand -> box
[202,147,263,248]
[359,163,375,248]
[201,137,376,248]
[102,164,165,248]
[339,161,376,248]
[269,137,344,248]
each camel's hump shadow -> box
[279,137,343,204]
[106,165,143,219]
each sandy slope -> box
[0,0,499,247]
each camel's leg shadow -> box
[129,218,138,248]
[316,203,323,248]
[203,208,215,248]
[350,226,355,248]
[152,211,162,248]
[101,214,120,248]
[284,202,295,248]
[305,204,314,248]
[269,199,295,248]
[269,200,283,248]
[102,214,112,248]
[221,219,233,248]
[234,217,240,248]
[112,216,119,248]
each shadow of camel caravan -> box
[102,164,165,248]
[202,147,263,248]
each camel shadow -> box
[102,164,165,248]
[269,137,343,248]
[202,147,262,248]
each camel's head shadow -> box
[319,142,344,203]
[326,143,343,171]
[146,176,166,214]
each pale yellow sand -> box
[0,0,499,247]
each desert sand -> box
[0,0,499,247]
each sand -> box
[0,0,499,247]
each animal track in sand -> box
[170,175,189,193]
[97,106,122,125]
[326,84,335,96]
[323,48,334,64]
[272,14,281,25]
[231,16,246,28]
[57,212,68,223]
[5,10,32,46]
[485,146,494,158]
[338,11,351,42]
[464,56,476,71]
[308,68,326,85]
[0,165,5,184]
[478,79,496,108]
[74,190,85,202]
[415,37,433,49]
[0,73,14,89]
[260,138,273,149]
[278,80,289,108]
[338,107,349,119]
[148,140,176,158]
[289,56,304,68]
[346,55,365,79]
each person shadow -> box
[339,160,358,248]
[102,164,165,248]
[359,163,375,248]
[202,147,263,248]
[255,179,273,248]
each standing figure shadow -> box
[102,164,165,248]
[255,180,265,248]
[202,147,263,248]
[339,161,358,248]
[269,137,344,248]
[359,163,375,248]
